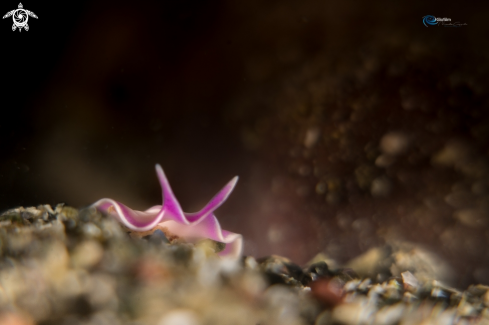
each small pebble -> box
[71,240,104,269]
[401,271,419,293]
[158,310,201,325]
[82,223,102,238]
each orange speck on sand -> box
[0,313,34,325]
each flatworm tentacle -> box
[91,164,243,258]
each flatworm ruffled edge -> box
[91,164,243,258]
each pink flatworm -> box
[91,164,242,258]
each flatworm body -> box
[92,164,242,258]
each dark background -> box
[1,0,489,288]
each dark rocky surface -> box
[1,205,489,324]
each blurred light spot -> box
[304,127,320,148]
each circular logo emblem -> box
[422,15,437,27]
[13,9,28,28]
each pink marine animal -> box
[92,164,242,258]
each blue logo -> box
[422,15,437,27]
